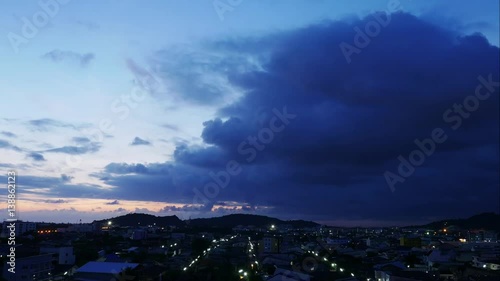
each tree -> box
[191,238,211,256]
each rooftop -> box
[76,262,139,274]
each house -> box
[374,261,406,281]
[2,254,53,281]
[171,232,186,240]
[73,261,139,281]
[268,268,311,281]
[131,229,147,240]
[260,236,281,253]
[1,220,36,237]
[472,256,500,271]
[40,246,76,265]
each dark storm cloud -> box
[140,12,498,223]
[27,152,46,161]
[173,144,229,168]
[42,50,95,67]
[130,137,151,146]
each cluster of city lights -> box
[183,235,239,272]
[305,250,357,277]
[37,230,57,234]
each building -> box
[260,237,280,253]
[472,256,500,270]
[326,238,351,245]
[469,231,498,243]
[73,261,139,281]
[471,242,500,258]
[1,220,36,237]
[131,229,147,240]
[171,232,186,240]
[40,246,76,265]
[268,268,311,281]
[2,254,53,281]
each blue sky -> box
[0,0,499,226]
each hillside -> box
[95,213,319,229]
[187,214,319,228]
[94,213,184,227]
[420,212,500,231]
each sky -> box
[0,0,499,226]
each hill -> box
[94,213,184,227]
[419,212,500,231]
[95,213,319,229]
[187,214,319,229]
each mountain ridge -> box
[93,212,499,230]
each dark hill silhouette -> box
[94,213,184,227]
[94,213,319,228]
[188,214,319,228]
[417,212,500,231]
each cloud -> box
[0,139,22,152]
[27,152,46,161]
[61,174,74,182]
[105,200,120,205]
[44,199,69,204]
[159,205,202,212]
[1,131,16,138]
[103,162,171,175]
[44,142,101,155]
[126,59,162,95]
[130,137,151,146]
[162,123,179,131]
[42,50,95,67]
[5,175,107,199]
[28,118,82,132]
[72,137,91,144]
[134,208,152,213]
[136,46,250,105]
[75,20,100,31]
